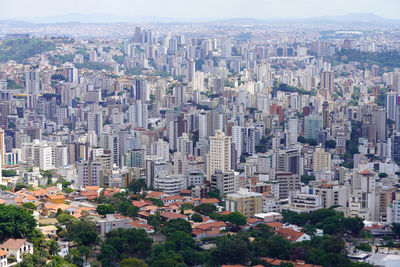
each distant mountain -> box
[1,13,400,26]
[305,13,400,24]
[9,13,209,24]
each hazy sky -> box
[1,0,400,21]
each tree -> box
[148,197,164,207]
[302,224,317,236]
[118,200,138,217]
[225,212,247,226]
[323,235,345,254]
[120,258,148,267]
[96,204,115,215]
[378,172,388,178]
[325,140,337,149]
[22,202,36,210]
[2,169,17,177]
[66,221,98,247]
[193,203,217,216]
[47,239,60,256]
[301,175,315,185]
[206,188,221,200]
[57,213,77,225]
[343,217,364,236]
[211,234,251,266]
[297,136,306,143]
[355,243,372,252]
[14,183,29,191]
[148,214,162,231]
[392,223,400,236]
[128,179,146,194]
[166,230,195,251]
[18,252,47,267]
[0,204,36,242]
[99,228,153,265]
[191,213,203,222]
[162,219,192,236]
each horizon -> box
[1,12,399,25]
[1,0,400,23]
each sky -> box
[1,0,400,21]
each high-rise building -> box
[386,91,399,121]
[274,172,300,199]
[188,60,195,83]
[276,148,301,176]
[0,129,4,168]
[26,70,40,110]
[313,147,332,172]
[207,130,232,180]
[134,27,142,43]
[67,67,79,83]
[211,170,236,197]
[129,100,148,128]
[177,133,193,156]
[304,114,322,140]
[77,161,101,186]
[393,71,400,92]
[88,112,103,137]
[320,71,335,92]
[287,117,298,147]
[135,79,148,101]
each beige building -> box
[206,130,231,180]
[313,147,331,172]
[225,188,263,217]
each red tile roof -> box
[275,227,305,242]
[0,249,7,257]
[160,212,187,220]
[200,198,219,204]
[0,239,27,250]
[261,257,322,267]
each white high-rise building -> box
[198,113,208,139]
[232,125,243,163]
[26,70,40,110]
[287,117,298,147]
[77,161,102,186]
[88,112,103,136]
[177,133,193,156]
[207,130,231,180]
[21,140,54,170]
[129,100,148,128]
[150,139,170,161]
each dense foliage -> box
[0,204,36,241]
[0,38,55,63]
[332,49,400,70]
[282,208,364,235]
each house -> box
[47,186,62,195]
[58,241,69,258]
[37,225,58,238]
[146,191,169,199]
[130,220,155,234]
[200,198,219,205]
[260,257,322,267]
[160,212,188,221]
[96,214,133,235]
[162,195,183,205]
[48,194,66,204]
[0,239,33,263]
[0,248,8,267]
[275,227,311,242]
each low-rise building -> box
[225,188,263,217]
